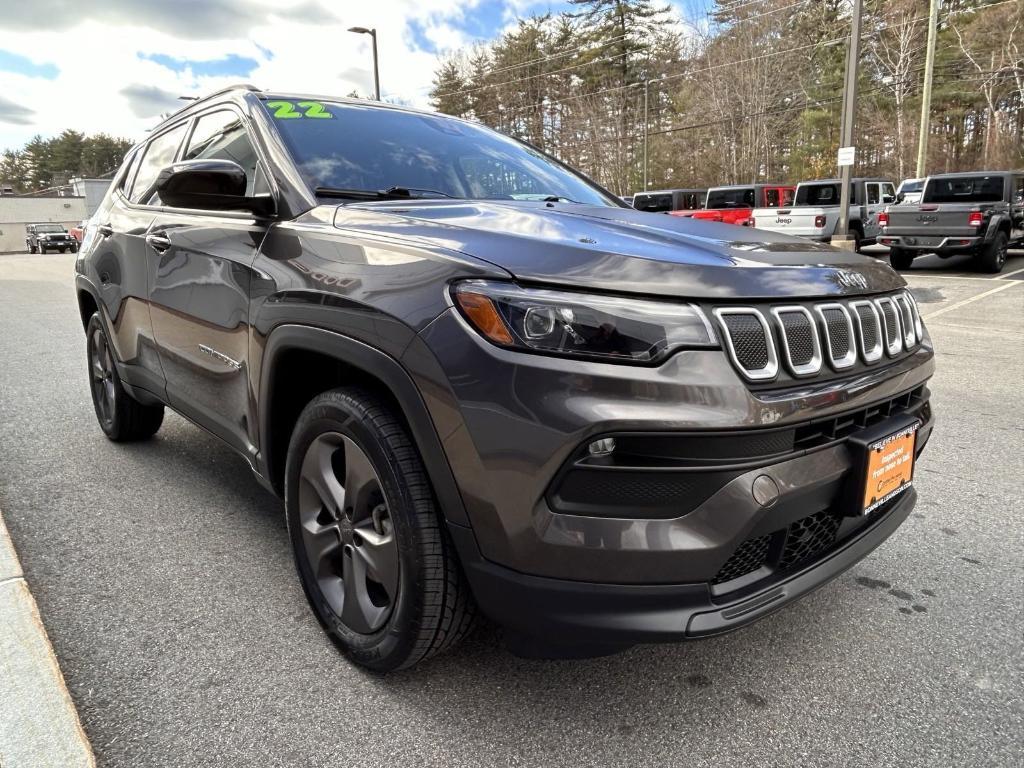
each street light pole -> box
[835,0,863,246]
[348,26,381,101]
[915,0,939,177]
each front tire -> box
[85,313,164,441]
[285,388,476,672]
[975,231,1008,273]
[889,247,914,270]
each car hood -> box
[333,200,904,299]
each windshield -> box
[900,180,924,193]
[923,176,1003,203]
[263,98,618,206]
[34,224,65,233]
[705,187,755,209]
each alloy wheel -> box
[90,328,116,426]
[297,432,399,634]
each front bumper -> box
[449,486,916,644]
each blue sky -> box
[0,0,710,153]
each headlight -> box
[452,280,716,364]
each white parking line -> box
[995,266,1024,280]
[921,280,1021,320]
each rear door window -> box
[866,184,880,205]
[923,176,1005,203]
[129,123,188,204]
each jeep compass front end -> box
[75,86,934,670]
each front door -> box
[143,107,270,462]
[1011,175,1024,242]
[863,182,890,241]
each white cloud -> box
[0,0,486,153]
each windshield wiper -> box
[381,186,454,199]
[314,185,455,201]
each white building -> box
[70,178,112,217]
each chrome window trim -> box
[770,305,823,377]
[814,302,857,370]
[849,299,884,363]
[874,296,904,357]
[894,293,917,347]
[712,307,779,381]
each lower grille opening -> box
[778,510,842,571]
[712,509,846,587]
[712,535,771,584]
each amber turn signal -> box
[454,290,515,345]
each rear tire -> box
[889,248,914,270]
[85,313,164,441]
[975,231,1008,273]
[285,387,476,671]
[851,227,863,253]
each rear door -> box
[863,182,886,240]
[143,106,270,461]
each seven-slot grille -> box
[713,290,923,382]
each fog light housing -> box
[588,438,616,457]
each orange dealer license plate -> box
[862,423,919,514]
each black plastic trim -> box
[256,324,470,525]
[449,488,915,644]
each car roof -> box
[924,171,1015,178]
[797,178,892,184]
[148,83,478,140]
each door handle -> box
[97,223,113,237]
[145,233,172,252]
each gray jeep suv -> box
[75,86,935,671]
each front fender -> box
[256,323,470,525]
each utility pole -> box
[643,80,649,191]
[916,0,939,178]
[834,0,863,247]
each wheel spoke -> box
[340,549,389,634]
[91,356,105,379]
[303,523,342,575]
[354,521,399,601]
[341,436,378,521]
[298,435,346,520]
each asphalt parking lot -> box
[0,250,1021,767]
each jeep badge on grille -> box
[835,270,869,290]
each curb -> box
[0,509,95,768]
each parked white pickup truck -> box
[749,177,896,251]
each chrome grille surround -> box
[894,293,917,348]
[770,306,822,377]
[850,299,884,363]
[814,302,857,370]
[715,291,924,384]
[874,296,904,357]
[712,307,779,381]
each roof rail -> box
[158,83,262,124]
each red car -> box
[690,184,795,226]
[70,219,88,243]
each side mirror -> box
[155,159,274,215]
[882,194,895,204]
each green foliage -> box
[429,0,1022,192]
[0,132,133,193]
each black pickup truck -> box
[879,172,1024,273]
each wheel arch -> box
[257,324,469,526]
[76,281,100,331]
